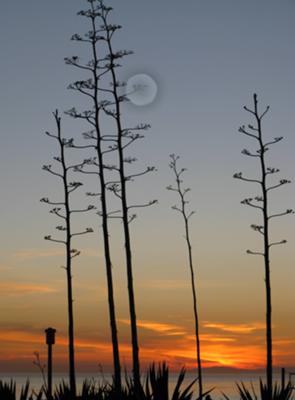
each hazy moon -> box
[126,73,158,106]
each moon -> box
[126,73,158,106]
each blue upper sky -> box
[1,0,294,272]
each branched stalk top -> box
[41,110,94,253]
[234,94,294,256]
[167,154,195,221]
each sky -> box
[0,0,295,375]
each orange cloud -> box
[13,248,65,259]
[1,325,294,372]
[198,334,236,343]
[163,341,265,370]
[120,319,186,336]
[273,339,295,346]
[117,319,266,369]
[203,322,265,334]
[0,282,58,295]
[0,328,132,355]
[139,280,189,290]
[0,330,267,372]
[80,248,102,258]
[117,319,267,368]
[13,247,102,260]
[0,264,11,271]
[0,328,134,371]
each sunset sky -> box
[0,0,295,374]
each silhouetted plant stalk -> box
[167,154,203,399]
[64,0,156,390]
[33,352,47,394]
[64,1,123,392]
[41,111,94,398]
[94,1,157,391]
[234,94,294,398]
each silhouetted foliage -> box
[0,363,205,400]
[234,94,294,397]
[145,362,200,400]
[0,379,43,400]
[223,380,294,400]
[167,154,203,399]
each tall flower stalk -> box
[167,154,203,399]
[234,94,293,397]
[41,111,94,397]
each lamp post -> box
[45,327,56,399]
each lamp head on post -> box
[45,328,56,345]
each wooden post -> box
[45,328,56,399]
[281,367,286,390]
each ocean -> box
[0,371,289,399]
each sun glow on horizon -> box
[1,319,294,372]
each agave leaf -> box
[171,367,186,400]
[237,382,255,400]
[177,376,197,400]
[234,380,295,400]
[20,380,30,400]
[196,388,215,400]
[222,391,231,400]
[33,387,44,400]
[0,380,16,400]
[150,362,169,400]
